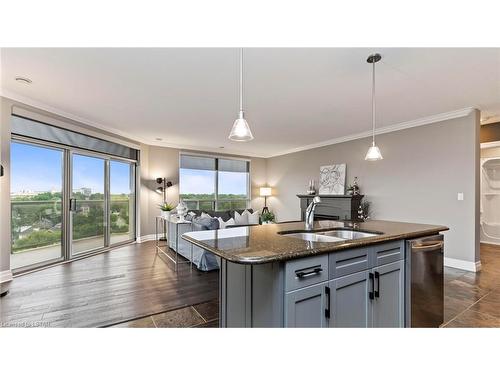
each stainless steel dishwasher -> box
[406,235,444,328]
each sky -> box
[11,142,246,197]
[11,142,132,194]
[180,169,247,195]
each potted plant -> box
[261,211,275,224]
[158,202,175,219]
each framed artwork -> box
[319,164,346,195]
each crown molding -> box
[1,91,268,158]
[1,92,477,160]
[268,107,477,158]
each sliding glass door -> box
[10,141,64,270]
[71,153,106,255]
[11,138,137,273]
[110,160,135,245]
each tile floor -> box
[111,300,219,328]
[111,243,500,328]
[443,244,500,327]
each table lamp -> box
[260,187,272,214]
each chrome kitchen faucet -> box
[305,196,321,230]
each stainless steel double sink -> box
[278,228,381,242]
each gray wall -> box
[266,111,480,264]
[139,145,268,236]
[0,96,481,270]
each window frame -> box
[179,152,251,211]
[10,134,138,274]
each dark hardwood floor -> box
[117,243,500,328]
[0,241,218,328]
[2,241,500,328]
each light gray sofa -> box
[168,209,258,271]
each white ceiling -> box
[2,48,500,158]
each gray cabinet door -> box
[285,282,328,328]
[372,260,405,328]
[329,270,372,328]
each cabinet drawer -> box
[285,255,329,292]
[329,247,370,279]
[371,241,404,266]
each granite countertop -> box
[182,220,449,265]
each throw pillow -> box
[186,211,197,221]
[246,210,260,225]
[201,212,212,219]
[218,217,236,229]
[193,217,220,230]
[234,211,249,225]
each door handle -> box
[369,272,374,300]
[374,271,380,298]
[325,286,331,319]
[69,198,77,211]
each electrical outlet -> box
[457,192,464,201]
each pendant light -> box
[365,53,383,161]
[228,48,254,142]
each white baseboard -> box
[137,234,156,243]
[0,270,13,294]
[444,257,482,272]
[480,240,500,246]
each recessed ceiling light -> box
[155,138,163,141]
[15,76,32,84]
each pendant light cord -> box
[239,48,243,112]
[372,57,376,145]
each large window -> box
[10,141,64,270]
[10,114,138,272]
[179,154,250,210]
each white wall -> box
[266,111,480,268]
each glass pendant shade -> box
[229,48,254,142]
[365,142,383,161]
[365,53,383,161]
[228,111,254,141]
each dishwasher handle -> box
[412,242,443,252]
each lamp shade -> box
[260,187,272,197]
[365,144,383,161]
[229,111,254,141]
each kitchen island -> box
[182,220,448,328]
